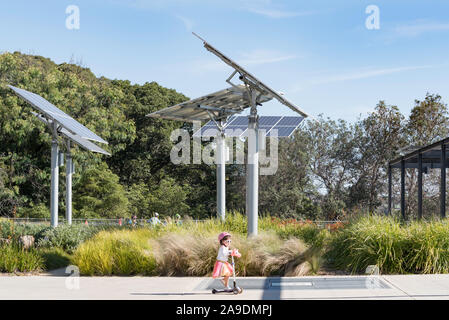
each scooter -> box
[212,252,243,295]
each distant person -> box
[149,212,161,227]
[119,218,122,226]
[132,215,138,227]
[175,213,182,226]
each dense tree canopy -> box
[0,52,447,220]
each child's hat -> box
[218,232,231,241]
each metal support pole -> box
[441,144,446,218]
[388,165,392,216]
[216,131,226,221]
[401,158,405,220]
[66,140,73,225]
[247,91,259,237]
[50,131,59,228]
[418,153,423,220]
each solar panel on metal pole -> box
[148,34,307,237]
[9,86,110,227]
[192,33,308,237]
[147,87,255,221]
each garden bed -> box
[1,214,449,276]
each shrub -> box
[0,244,44,273]
[325,215,449,274]
[36,224,99,253]
[72,229,157,276]
[39,247,72,270]
[262,238,310,276]
[0,218,14,239]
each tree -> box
[348,101,406,213]
[405,93,449,218]
[301,116,358,219]
[73,163,129,218]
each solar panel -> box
[147,85,272,122]
[276,116,304,126]
[258,116,282,126]
[193,32,308,118]
[62,130,111,155]
[268,127,297,137]
[31,112,110,155]
[9,86,108,145]
[193,116,304,138]
[242,125,273,137]
[229,116,249,126]
[225,126,247,137]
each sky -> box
[1,0,449,122]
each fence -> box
[1,217,344,229]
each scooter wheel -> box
[212,289,217,294]
[233,288,239,295]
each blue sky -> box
[1,0,449,122]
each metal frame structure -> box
[388,138,449,219]
[148,34,308,237]
[9,86,110,227]
[193,33,308,237]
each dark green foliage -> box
[73,163,129,218]
[39,247,72,270]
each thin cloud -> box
[175,15,194,31]
[238,50,297,65]
[393,20,449,37]
[311,65,434,85]
[191,50,298,72]
[247,8,316,18]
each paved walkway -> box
[1,273,449,300]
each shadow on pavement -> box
[130,292,211,296]
[261,278,281,300]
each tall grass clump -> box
[325,215,449,274]
[405,219,449,273]
[0,244,44,273]
[72,229,157,275]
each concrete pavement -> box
[1,273,449,300]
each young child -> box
[212,232,241,291]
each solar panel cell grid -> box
[276,116,304,127]
[229,117,248,126]
[268,127,296,137]
[258,116,282,126]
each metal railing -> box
[1,217,345,229]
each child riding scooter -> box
[211,232,243,294]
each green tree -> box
[349,101,406,213]
[73,164,129,218]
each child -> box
[212,232,241,291]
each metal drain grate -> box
[194,277,391,291]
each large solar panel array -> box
[9,85,108,145]
[193,116,304,138]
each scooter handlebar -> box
[231,248,241,258]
